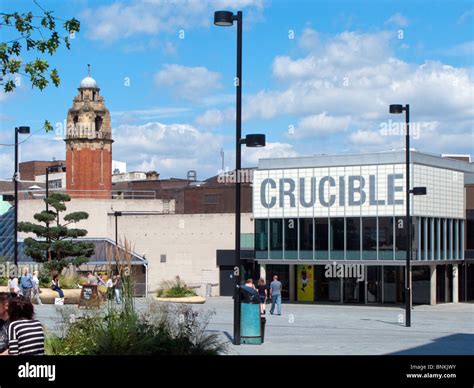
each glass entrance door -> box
[367,266,382,303]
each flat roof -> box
[258,150,474,173]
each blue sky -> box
[1,0,473,180]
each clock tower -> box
[65,66,113,198]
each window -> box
[346,217,361,260]
[330,218,344,259]
[203,194,219,205]
[314,218,328,259]
[362,217,377,259]
[395,217,407,260]
[299,219,313,259]
[49,179,62,189]
[467,219,474,250]
[160,254,166,263]
[270,219,283,251]
[255,219,268,251]
[378,217,394,260]
[95,116,103,132]
[284,218,297,258]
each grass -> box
[156,276,197,298]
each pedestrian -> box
[106,276,113,300]
[245,278,256,289]
[87,272,98,286]
[7,298,44,355]
[269,275,282,315]
[8,276,20,295]
[257,278,268,315]
[19,267,34,301]
[50,274,64,298]
[113,274,122,304]
[31,271,43,306]
[0,292,14,355]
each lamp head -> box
[17,126,30,134]
[214,11,235,26]
[245,134,266,147]
[389,104,404,114]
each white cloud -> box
[195,109,224,128]
[458,9,474,25]
[113,122,225,178]
[293,112,350,138]
[445,41,474,56]
[81,0,265,43]
[242,142,298,166]
[111,106,192,124]
[154,64,223,102]
[385,13,409,27]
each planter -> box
[0,286,81,304]
[155,295,206,304]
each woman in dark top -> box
[257,278,268,315]
[7,298,44,355]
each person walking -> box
[31,271,43,306]
[19,267,34,301]
[257,278,268,315]
[8,276,20,295]
[50,274,64,298]
[113,274,122,304]
[269,275,282,315]
[106,276,113,300]
[7,298,44,355]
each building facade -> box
[253,151,473,305]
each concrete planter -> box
[155,295,206,304]
[0,286,81,304]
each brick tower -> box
[65,66,113,198]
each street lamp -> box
[14,126,30,266]
[389,105,426,327]
[214,10,266,345]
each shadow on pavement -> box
[389,333,474,355]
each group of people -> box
[8,267,65,305]
[0,292,45,355]
[244,275,283,316]
[86,272,123,304]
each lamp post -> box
[14,126,30,266]
[214,10,266,345]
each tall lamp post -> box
[14,126,30,266]
[214,10,266,345]
[389,105,426,327]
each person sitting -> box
[50,274,64,298]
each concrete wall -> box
[18,199,252,296]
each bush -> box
[0,277,7,286]
[58,274,87,289]
[156,276,197,298]
[46,297,227,355]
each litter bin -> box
[240,286,263,345]
[260,316,266,343]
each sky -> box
[0,0,473,180]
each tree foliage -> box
[1,1,80,131]
[18,193,94,273]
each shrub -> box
[58,274,86,289]
[0,277,7,286]
[156,276,197,298]
[45,294,227,355]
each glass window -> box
[378,217,394,260]
[447,219,452,260]
[299,219,313,259]
[395,217,407,260]
[362,217,377,259]
[420,217,426,260]
[255,219,268,251]
[467,219,474,250]
[346,217,361,260]
[284,218,298,259]
[441,219,446,259]
[330,218,344,260]
[270,219,283,251]
[383,266,405,303]
[412,266,430,304]
[427,218,433,259]
[314,218,329,259]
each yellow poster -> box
[297,265,314,302]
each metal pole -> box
[115,213,118,246]
[14,128,18,267]
[405,104,411,327]
[233,10,243,346]
[46,167,49,261]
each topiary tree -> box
[18,193,94,274]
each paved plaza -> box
[35,297,474,355]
